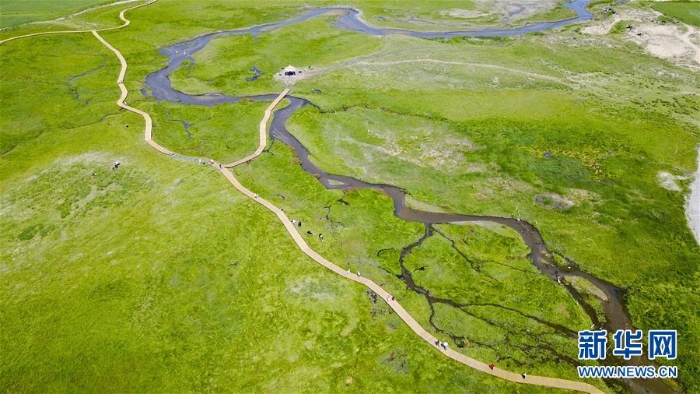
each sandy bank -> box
[687,146,700,245]
[581,8,700,71]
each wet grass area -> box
[234,142,599,386]
[2,0,699,392]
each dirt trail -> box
[288,56,566,87]
[91,29,171,154]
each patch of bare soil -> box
[381,0,559,28]
[404,195,449,213]
[657,171,687,192]
[273,65,314,85]
[580,8,649,36]
[534,193,575,211]
[581,8,700,70]
[627,23,700,70]
[440,9,489,19]
[566,275,609,301]
[687,147,700,245]
[470,0,561,22]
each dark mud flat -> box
[142,2,675,392]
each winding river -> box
[142,2,675,392]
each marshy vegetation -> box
[1,0,699,392]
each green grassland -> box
[283,33,700,392]
[170,17,384,99]
[651,1,700,27]
[514,4,577,24]
[141,100,270,163]
[0,0,580,37]
[1,0,699,392]
[151,6,699,391]
[0,0,116,29]
[323,0,577,31]
[0,25,570,394]
[232,139,598,387]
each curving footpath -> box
[91,29,172,155]
[0,0,156,45]
[7,1,603,391]
[215,91,603,394]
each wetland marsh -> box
[1,0,699,392]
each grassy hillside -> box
[651,1,700,27]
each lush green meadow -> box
[170,17,384,99]
[0,0,115,28]
[233,139,598,387]
[283,28,700,392]
[0,21,563,393]
[156,5,699,390]
[651,1,700,27]
[1,0,699,392]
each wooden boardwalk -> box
[92,28,172,156]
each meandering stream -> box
[142,2,676,392]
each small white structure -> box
[274,65,311,85]
[281,65,298,76]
